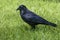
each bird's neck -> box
[20,9,26,15]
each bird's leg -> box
[31,25,35,29]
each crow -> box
[17,5,57,29]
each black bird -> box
[17,5,57,29]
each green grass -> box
[0,0,60,40]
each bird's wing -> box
[29,14,48,24]
[25,10,48,24]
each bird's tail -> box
[49,22,57,27]
[46,22,57,27]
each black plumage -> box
[17,5,57,29]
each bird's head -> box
[17,5,27,11]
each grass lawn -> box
[0,0,60,40]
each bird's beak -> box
[16,8,19,10]
[16,8,19,11]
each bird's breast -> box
[21,14,32,22]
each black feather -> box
[17,5,57,29]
